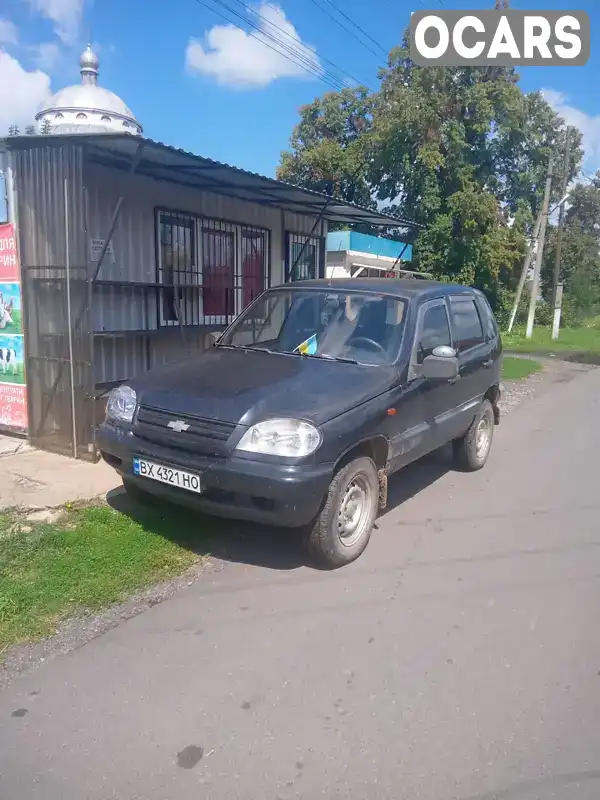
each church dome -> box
[35,46,142,136]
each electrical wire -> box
[317,0,388,58]
[307,0,385,61]
[227,0,370,89]
[192,0,348,91]
[209,0,347,89]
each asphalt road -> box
[1,366,600,800]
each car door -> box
[388,297,454,468]
[443,293,493,439]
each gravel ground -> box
[0,355,595,690]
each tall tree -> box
[278,87,375,209]
[542,175,600,320]
[278,30,583,315]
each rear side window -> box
[476,294,499,341]
[449,296,484,352]
[417,302,451,363]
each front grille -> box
[135,405,236,457]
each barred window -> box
[286,232,322,282]
[156,211,269,327]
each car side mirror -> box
[207,331,221,347]
[422,346,458,381]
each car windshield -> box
[219,288,407,366]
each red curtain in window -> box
[242,232,265,309]
[203,229,234,317]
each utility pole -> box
[525,153,554,339]
[551,126,572,310]
[507,211,542,333]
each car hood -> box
[131,347,394,427]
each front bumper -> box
[97,423,333,527]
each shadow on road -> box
[106,448,451,572]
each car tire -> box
[304,456,379,569]
[452,398,494,472]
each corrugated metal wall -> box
[85,162,319,286]
[15,144,86,269]
[85,162,325,385]
[14,144,95,458]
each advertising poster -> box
[0,223,19,281]
[0,222,27,433]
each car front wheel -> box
[305,456,379,569]
[452,398,494,471]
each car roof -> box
[273,278,474,302]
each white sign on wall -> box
[89,237,115,263]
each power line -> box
[317,0,388,58]
[208,0,348,89]
[307,0,386,61]
[192,0,348,91]
[227,0,370,89]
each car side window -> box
[417,302,452,364]
[449,296,484,353]
[476,294,499,342]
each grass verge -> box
[0,502,207,653]
[502,356,542,381]
[503,324,600,357]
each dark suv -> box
[97,279,502,568]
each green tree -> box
[542,175,600,321]
[278,30,583,316]
[278,87,375,210]
[40,118,52,135]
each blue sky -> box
[1,0,599,178]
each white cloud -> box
[542,88,600,175]
[31,41,61,70]
[0,19,18,45]
[0,49,52,134]
[25,0,84,44]
[185,2,321,89]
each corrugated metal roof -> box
[2,133,419,231]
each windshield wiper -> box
[294,352,360,365]
[217,344,276,355]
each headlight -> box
[105,385,137,424]
[236,418,321,458]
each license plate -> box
[132,457,202,493]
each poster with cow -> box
[0,283,22,333]
[0,223,27,433]
[0,334,25,385]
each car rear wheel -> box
[452,398,494,471]
[304,456,379,569]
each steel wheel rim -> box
[475,412,492,460]
[337,474,373,548]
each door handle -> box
[482,359,493,368]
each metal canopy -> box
[4,133,418,232]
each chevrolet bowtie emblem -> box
[167,419,190,433]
